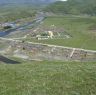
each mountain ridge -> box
[44,0,96,15]
[0,0,55,5]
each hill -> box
[44,0,96,15]
[0,5,37,22]
[0,0,55,5]
[0,59,96,95]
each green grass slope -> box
[0,59,96,95]
[0,5,36,22]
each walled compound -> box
[1,38,95,62]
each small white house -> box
[48,31,54,38]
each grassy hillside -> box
[0,58,96,95]
[0,5,36,22]
[44,0,96,15]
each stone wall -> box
[9,41,96,62]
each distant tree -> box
[23,47,26,50]
[4,26,12,29]
[41,33,49,36]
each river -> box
[0,16,45,37]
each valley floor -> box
[25,16,96,50]
[0,12,96,95]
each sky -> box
[59,0,67,1]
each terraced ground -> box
[26,16,96,50]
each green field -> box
[0,58,96,95]
[26,16,96,50]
